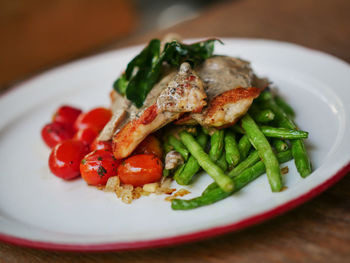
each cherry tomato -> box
[74,127,99,145]
[117,154,163,187]
[133,135,163,158]
[80,150,121,186]
[91,138,113,151]
[49,139,90,180]
[52,105,82,127]
[41,122,74,148]
[74,107,112,132]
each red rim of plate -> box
[1,161,349,252]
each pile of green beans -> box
[163,90,312,210]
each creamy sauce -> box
[196,56,254,101]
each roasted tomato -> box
[52,105,82,127]
[41,122,74,148]
[74,127,99,145]
[90,139,113,151]
[133,135,163,158]
[117,154,163,187]
[80,150,121,186]
[49,139,90,180]
[74,107,112,132]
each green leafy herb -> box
[113,38,222,108]
[97,165,107,177]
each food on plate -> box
[117,154,163,187]
[41,122,74,148]
[49,139,90,180]
[52,105,82,127]
[41,36,312,209]
[74,107,112,132]
[80,150,121,186]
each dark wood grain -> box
[1,0,350,262]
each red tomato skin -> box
[80,150,121,186]
[90,139,113,151]
[49,140,90,180]
[117,154,163,187]
[74,107,112,132]
[53,105,82,127]
[41,122,74,148]
[133,135,163,158]
[74,127,99,145]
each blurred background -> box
[0,0,226,90]
[0,0,349,91]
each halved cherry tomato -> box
[133,135,163,158]
[80,150,121,186]
[41,122,74,148]
[49,139,90,180]
[117,154,163,187]
[74,107,112,132]
[74,127,99,145]
[91,138,113,151]
[52,105,82,127]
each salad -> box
[41,36,312,210]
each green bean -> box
[272,139,289,152]
[250,103,275,123]
[291,140,311,177]
[201,127,210,135]
[253,109,275,123]
[255,90,272,102]
[216,152,228,171]
[228,150,260,178]
[179,131,234,193]
[238,134,251,160]
[168,135,189,161]
[233,124,307,139]
[260,126,308,139]
[172,150,293,210]
[163,141,173,154]
[275,96,295,118]
[224,130,240,168]
[172,186,230,210]
[174,132,208,185]
[259,91,312,177]
[173,164,185,179]
[203,151,260,196]
[163,169,170,177]
[241,114,282,192]
[232,125,244,134]
[209,129,225,162]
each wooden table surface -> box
[1,0,350,262]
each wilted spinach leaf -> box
[114,38,221,108]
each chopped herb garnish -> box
[97,165,107,177]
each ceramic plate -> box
[0,39,349,251]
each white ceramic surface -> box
[0,39,349,250]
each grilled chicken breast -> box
[176,56,267,128]
[112,62,207,159]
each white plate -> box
[0,39,349,251]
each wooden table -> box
[1,0,350,262]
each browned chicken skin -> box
[112,62,207,159]
[176,56,267,127]
[100,55,267,160]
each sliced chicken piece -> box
[176,56,268,128]
[112,62,207,159]
[98,90,130,141]
[98,70,177,141]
